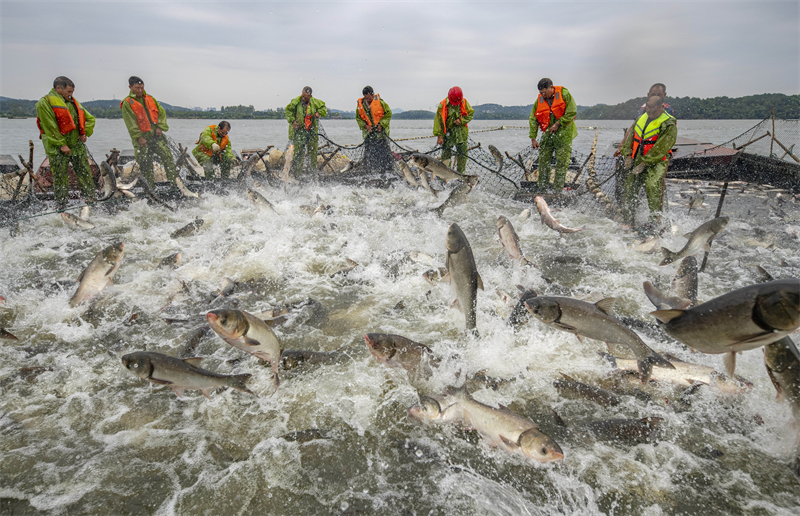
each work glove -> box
[623,157,633,170]
[632,163,646,176]
[211,143,221,153]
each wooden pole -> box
[732,132,769,151]
[770,109,775,157]
[771,135,800,163]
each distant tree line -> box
[3,93,797,120]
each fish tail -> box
[227,373,257,397]
[637,359,653,384]
[659,248,677,266]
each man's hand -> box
[453,118,462,126]
[60,145,71,155]
[374,125,382,132]
[548,121,560,133]
[138,137,147,147]
[314,112,320,118]
[155,128,162,136]
[632,163,646,176]
[211,143,221,153]
[437,136,443,145]
[79,135,87,143]
[293,121,298,130]
[531,139,539,150]
[623,157,633,169]
[613,149,621,157]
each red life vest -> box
[357,94,385,128]
[37,94,86,139]
[534,86,566,132]
[195,125,230,156]
[440,98,469,135]
[631,111,674,162]
[122,95,161,133]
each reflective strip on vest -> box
[196,125,230,156]
[122,95,160,133]
[37,94,86,138]
[440,98,468,135]
[631,111,674,161]
[534,86,566,132]
[357,94,384,128]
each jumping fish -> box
[534,196,582,233]
[206,309,283,392]
[659,216,729,266]
[488,145,504,175]
[525,295,674,382]
[365,333,440,377]
[445,223,483,333]
[764,337,800,417]
[171,219,204,238]
[175,176,199,198]
[553,373,621,407]
[69,242,125,307]
[98,161,118,201]
[247,188,276,212]
[650,279,800,377]
[411,153,477,183]
[122,351,255,399]
[670,256,698,306]
[432,176,478,218]
[398,159,420,187]
[61,212,95,230]
[417,167,438,197]
[497,215,534,267]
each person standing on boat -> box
[192,121,234,179]
[614,83,674,157]
[120,76,178,187]
[356,86,394,173]
[35,76,97,209]
[285,86,327,176]
[618,95,677,225]
[529,78,578,191]
[433,87,474,175]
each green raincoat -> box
[356,96,392,140]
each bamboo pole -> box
[732,132,769,151]
[771,135,800,163]
[770,109,775,157]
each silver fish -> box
[764,337,800,418]
[643,281,691,311]
[411,153,476,183]
[417,168,438,197]
[670,256,698,306]
[497,215,533,267]
[518,208,531,222]
[408,394,466,425]
[69,242,124,307]
[651,278,800,377]
[206,309,282,392]
[488,144,504,174]
[365,333,440,377]
[61,212,94,230]
[445,223,483,333]
[175,176,199,198]
[553,373,621,407]
[122,351,255,399]
[98,161,118,201]
[279,349,343,371]
[660,216,729,266]
[534,196,582,233]
[79,205,90,221]
[247,188,276,212]
[138,170,175,211]
[685,190,705,213]
[171,219,204,238]
[445,384,564,463]
[602,352,754,394]
[554,411,663,445]
[398,159,419,187]
[432,176,478,218]
[525,295,674,382]
[160,252,182,268]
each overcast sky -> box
[1,0,797,111]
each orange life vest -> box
[122,95,161,133]
[631,111,674,162]
[440,98,469,135]
[195,125,230,156]
[534,86,566,132]
[357,94,385,128]
[37,94,86,139]
[301,101,314,130]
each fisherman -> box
[356,86,394,173]
[285,86,327,176]
[120,76,178,188]
[35,76,97,210]
[618,95,678,225]
[192,121,234,180]
[529,78,578,191]
[614,83,675,157]
[433,87,474,175]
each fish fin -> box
[551,409,567,427]
[683,232,693,239]
[183,357,203,367]
[559,372,575,381]
[594,298,616,316]
[648,351,676,370]
[148,378,172,385]
[650,309,684,324]
[659,248,676,266]
[201,388,213,399]
[252,352,276,363]
[228,373,257,397]
[243,336,262,347]
[553,323,577,332]
[662,352,684,362]
[643,281,665,309]
[171,386,185,398]
[451,299,463,312]
[723,352,737,378]
[637,359,653,384]
[574,332,585,341]
[724,333,783,348]
[499,435,519,450]
[476,273,484,291]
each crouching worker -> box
[619,95,677,226]
[36,76,97,209]
[192,121,234,179]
